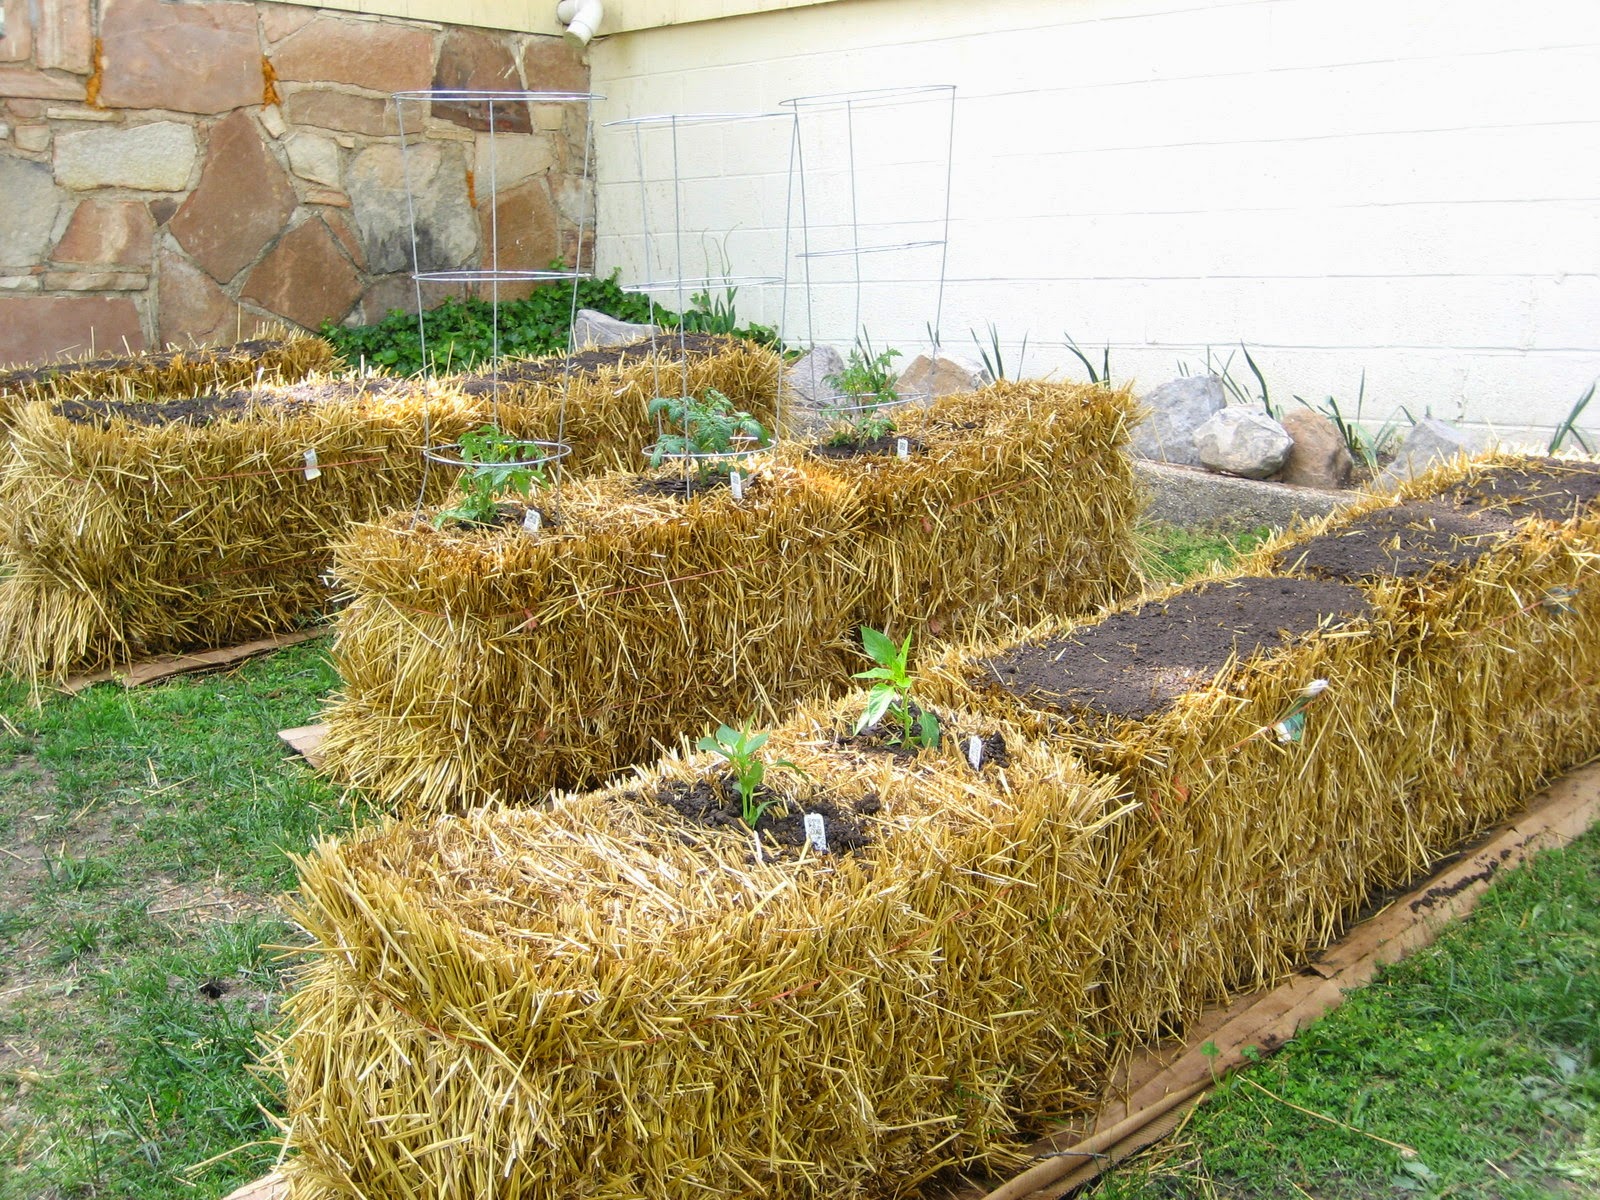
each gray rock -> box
[1194,407,1294,479]
[1137,461,1357,534]
[0,158,65,265]
[895,352,988,401]
[779,345,847,436]
[346,142,476,274]
[571,308,657,348]
[1130,375,1226,466]
[53,121,197,191]
[1279,408,1354,489]
[1375,417,1485,490]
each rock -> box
[157,245,240,347]
[1137,461,1358,532]
[285,132,342,188]
[283,91,399,138]
[476,132,555,189]
[347,142,477,275]
[259,105,288,140]
[780,345,847,434]
[97,0,259,114]
[0,294,145,365]
[260,5,317,43]
[240,217,363,330]
[523,37,590,94]
[0,157,65,264]
[14,124,52,153]
[0,65,85,101]
[52,199,154,268]
[53,121,196,191]
[1193,407,1294,479]
[481,179,557,294]
[1376,417,1485,490]
[30,0,93,74]
[169,111,297,284]
[1278,409,1354,489]
[431,29,532,134]
[40,270,146,291]
[321,208,366,270]
[269,17,435,92]
[895,353,988,400]
[1129,375,1226,466]
[572,308,657,348]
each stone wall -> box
[0,0,592,365]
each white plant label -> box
[522,507,542,535]
[896,437,909,461]
[302,448,321,480]
[803,812,828,853]
[967,735,984,770]
[729,470,744,500]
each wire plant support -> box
[603,109,795,494]
[780,84,957,407]
[392,88,605,511]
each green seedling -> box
[971,322,1028,382]
[433,424,550,528]
[824,335,902,445]
[1549,379,1597,455]
[649,388,772,477]
[853,626,940,749]
[697,722,800,827]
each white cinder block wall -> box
[589,0,1600,443]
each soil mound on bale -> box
[48,376,408,428]
[457,332,742,394]
[977,576,1370,723]
[1441,457,1600,523]
[1274,501,1515,581]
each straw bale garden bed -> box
[0,330,1595,1200]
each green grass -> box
[1140,523,1273,585]
[1087,824,1600,1199]
[0,640,354,1199]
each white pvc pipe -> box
[556,0,603,48]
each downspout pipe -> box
[556,0,603,48]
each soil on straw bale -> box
[457,331,741,393]
[807,433,929,460]
[1441,456,1600,523]
[48,375,409,427]
[976,576,1370,722]
[645,775,873,858]
[1273,500,1516,580]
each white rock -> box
[1193,406,1294,479]
[54,121,197,191]
[0,157,65,264]
[1130,375,1227,466]
[1375,417,1486,490]
[572,308,657,347]
[779,345,847,435]
[285,132,342,188]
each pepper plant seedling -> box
[648,388,771,478]
[854,626,940,749]
[697,723,801,828]
[433,424,550,528]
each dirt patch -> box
[648,775,871,860]
[1276,500,1516,582]
[47,375,407,428]
[808,434,927,460]
[976,576,1370,723]
[0,339,290,395]
[631,471,744,501]
[1442,457,1600,523]
[458,332,746,394]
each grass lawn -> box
[0,523,1592,1199]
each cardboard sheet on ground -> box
[59,629,325,694]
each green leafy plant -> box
[323,270,656,376]
[697,722,800,827]
[971,322,1028,382]
[824,335,902,444]
[432,424,550,528]
[853,626,940,749]
[648,387,771,476]
[1549,379,1597,454]
[1063,330,1113,387]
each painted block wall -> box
[589,0,1600,442]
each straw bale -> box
[0,340,785,683]
[0,333,337,416]
[319,380,1144,813]
[923,575,1414,1024]
[320,460,865,812]
[276,698,1134,1200]
[812,380,1142,639]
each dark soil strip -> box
[0,338,291,394]
[1442,457,1600,523]
[49,376,409,428]
[978,576,1370,723]
[648,776,871,858]
[1276,500,1515,581]
[808,434,928,460]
